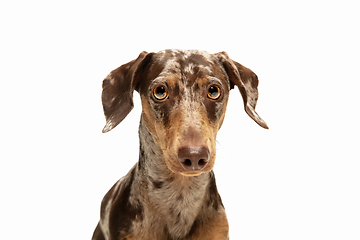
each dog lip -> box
[178,165,213,176]
[167,160,210,176]
[179,171,205,177]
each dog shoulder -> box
[99,165,143,239]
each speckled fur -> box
[93,50,268,240]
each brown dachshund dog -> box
[92,49,268,240]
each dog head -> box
[102,50,268,175]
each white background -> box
[1,0,359,239]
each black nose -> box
[178,146,210,172]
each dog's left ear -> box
[216,52,269,129]
[102,51,153,133]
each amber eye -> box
[207,85,221,100]
[153,85,168,100]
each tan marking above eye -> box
[153,85,168,100]
[207,85,221,100]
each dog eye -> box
[207,85,221,100]
[153,85,168,100]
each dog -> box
[92,49,268,240]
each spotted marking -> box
[95,48,270,240]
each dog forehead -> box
[138,50,228,95]
[153,50,221,81]
[158,49,213,60]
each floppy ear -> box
[101,51,152,133]
[216,52,268,129]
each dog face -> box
[101,50,268,176]
[136,50,230,175]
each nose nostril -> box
[198,159,207,167]
[184,159,192,167]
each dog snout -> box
[178,146,210,172]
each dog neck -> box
[136,116,213,238]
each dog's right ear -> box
[102,51,152,133]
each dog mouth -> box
[179,170,208,177]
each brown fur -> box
[93,49,268,240]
